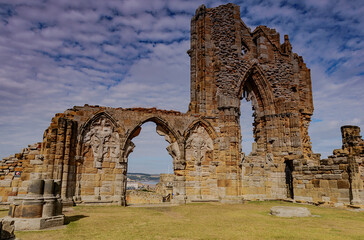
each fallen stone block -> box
[270,206,311,217]
[0,218,16,240]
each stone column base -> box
[4,215,64,231]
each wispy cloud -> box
[0,0,363,173]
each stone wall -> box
[126,190,163,205]
[0,143,43,203]
[293,126,364,206]
[0,3,362,207]
[189,3,314,202]
[155,174,174,197]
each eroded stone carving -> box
[186,126,213,165]
[167,142,181,167]
[121,139,135,164]
[156,125,183,170]
[239,152,246,167]
[83,117,120,169]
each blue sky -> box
[0,0,363,174]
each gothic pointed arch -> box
[237,63,277,156]
[80,111,121,138]
[183,118,217,143]
[238,63,276,115]
[123,116,181,148]
[121,115,183,171]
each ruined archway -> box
[4,3,357,209]
[121,116,184,205]
[238,64,276,156]
[122,116,183,171]
[238,64,283,200]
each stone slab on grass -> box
[270,206,311,217]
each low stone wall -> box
[293,156,351,204]
[292,126,364,206]
[155,174,174,196]
[0,143,43,203]
[126,190,163,205]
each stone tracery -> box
[186,126,213,166]
[82,117,120,169]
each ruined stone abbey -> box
[1,3,363,207]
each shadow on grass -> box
[64,215,88,225]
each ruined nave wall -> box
[292,126,364,206]
[188,3,315,201]
[0,104,246,205]
[0,3,362,207]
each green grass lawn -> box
[3,201,363,240]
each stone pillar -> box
[42,180,56,217]
[54,180,63,215]
[6,178,64,230]
[48,128,58,179]
[341,125,362,155]
[341,126,364,205]
[21,180,44,218]
[172,175,186,204]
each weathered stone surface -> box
[270,206,311,217]
[6,179,64,231]
[0,218,15,240]
[126,190,163,205]
[4,215,64,231]
[0,3,362,207]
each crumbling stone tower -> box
[188,4,314,200]
[0,3,362,207]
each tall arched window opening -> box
[240,94,255,155]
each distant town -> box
[126,173,161,190]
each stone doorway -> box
[285,160,294,199]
